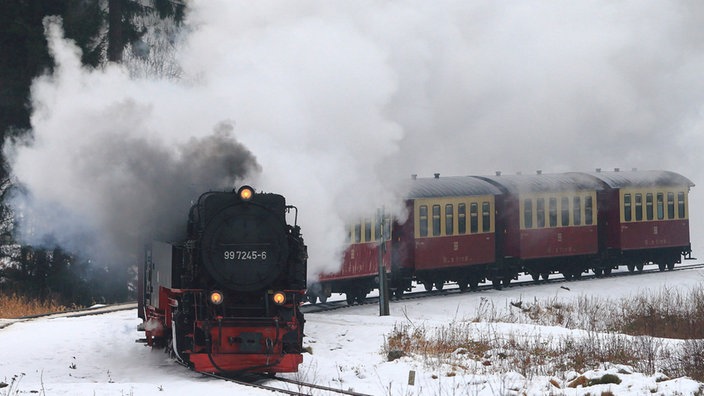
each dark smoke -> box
[7,120,260,265]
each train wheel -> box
[627,263,635,272]
[573,270,582,280]
[346,293,355,305]
[470,277,480,291]
[423,281,433,292]
[658,263,666,272]
[307,295,318,304]
[636,263,644,272]
[604,267,612,276]
[541,272,550,281]
[435,281,445,291]
[593,268,603,277]
[393,288,404,299]
[531,272,540,283]
[354,293,365,305]
[502,277,511,287]
[457,280,469,292]
[563,272,573,281]
[492,279,502,290]
[667,262,675,271]
[319,294,328,303]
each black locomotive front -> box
[192,186,306,293]
[139,186,308,374]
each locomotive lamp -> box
[209,291,224,305]
[272,291,286,305]
[238,186,254,200]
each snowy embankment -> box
[2,267,704,396]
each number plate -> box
[223,250,268,260]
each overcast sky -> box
[5,1,703,274]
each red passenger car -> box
[307,214,392,305]
[477,172,604,283]
[585,169,694,272]
[397,175,503,291]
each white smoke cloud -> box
[5,17,261,266]
[5,1,704,276]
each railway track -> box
[302,262,704,314]
[202,371,373,396]
[0,302,137,330]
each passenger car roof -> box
[575,170,695,189]
[406,176,503,198]
[474,172,604,194]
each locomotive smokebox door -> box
[199,195,289,292]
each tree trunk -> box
[107,0,123,62]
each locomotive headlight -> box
[209,291,224,305]
[238,186,254,201]
[272,292,286,305]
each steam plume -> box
[5,1,704,277]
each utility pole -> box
[377,208,390,316]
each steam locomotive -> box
[138,186,308,374]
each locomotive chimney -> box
[434,173,440,179]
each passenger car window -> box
[549,197,557,227]
[585,196,593,225]
[458,203,467,234]
[561,197,570,226]
[432,205,441,236]
[646,193,653,220]
[419,205,428,237]
[635,194,643,221]
[536,198,545,228]
[445,204,454,235]
[482,202,491,232]
[524,199,532,229]
[470,203,478,233]
[657,193,664,220]
[624,194,632,222]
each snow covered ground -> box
[2,267,704,396]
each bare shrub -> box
[608,285,704,339]
[662,339,704,382]
[383,321,492,362]
[383,283,704,383]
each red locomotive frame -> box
[140,286,304,373]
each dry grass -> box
[383,283,704,385]
[0,293,69,318]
